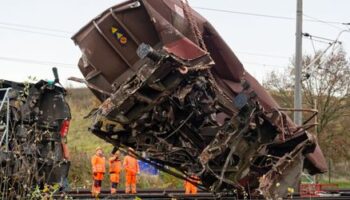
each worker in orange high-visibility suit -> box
[184,175,200,194]
[123,148,139,194]
[91,147,106,196]
[109,151,122,194]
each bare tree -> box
[263,48,350,161]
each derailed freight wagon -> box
[0,69,71,198]
[72,0,327,198]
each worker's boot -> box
[131,184,137,194]
[191,185,198,194]
[95,187,101,197]
[111,182,118,194]
[125,184,131,194]
[92,180,102,197]
[91,186,96,196]
[185,185,190,194]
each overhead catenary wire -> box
[309,36,317,54]
[303,33,337,48]
[0,21,73,34]
[0,25,69,39]
[301,31,345,80]
[0,7,347,40]
[303,14,345,31]
[0,24,306,64]
[0,56,77,69]
[237,51,289,59]
[194,6,296,21]
[193,6,348,25]
[2,5,346,72]
[302,30,349,75]
[303,33,340,43]
[242,61,287,68]
[0,22,292,69]
[1,22,292,59]
[0,54,288,71]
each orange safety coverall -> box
[109,157,122,194]
[123,155,139,194]
[185,176,199,194]
[91,155,106,195]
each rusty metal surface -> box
[0,73,71,198]
[72,0,327,198]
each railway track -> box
[53,189,350,199]
[55,189,234,200]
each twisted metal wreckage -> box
[0,69,71,198]
[71,0,327,198]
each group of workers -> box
[90,146,199,196]
[91,147,140,196]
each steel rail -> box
[52,188,350,199]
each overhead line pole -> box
[294,0,303,126]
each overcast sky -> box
[0,0,349,87]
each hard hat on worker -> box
[96,146,103,152]
[114,151,120,157]
[128,147,135,152]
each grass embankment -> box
[316,176,350,189]
[65,88,182,190]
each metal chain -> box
[181,0,207,52]
[181,0,233,104]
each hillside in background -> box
[65,88,113,189]
[66,88,113,153]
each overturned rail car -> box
[72,0,327,198]
[0,69,71,198]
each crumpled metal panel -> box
[72,0,327,198]
[0,79,71,198]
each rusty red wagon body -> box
[72,0,327,198]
